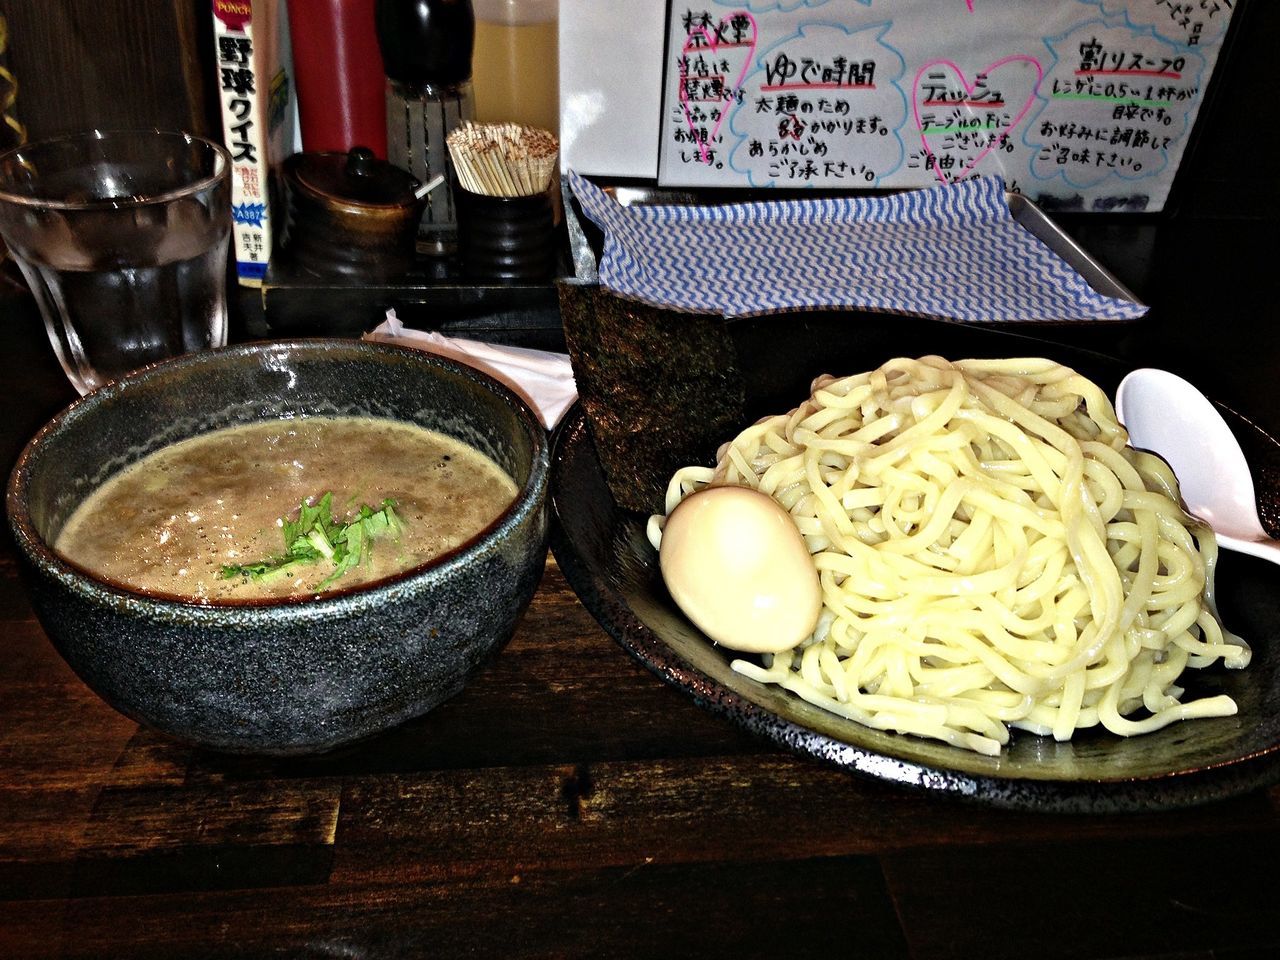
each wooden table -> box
[3,218,1280,959]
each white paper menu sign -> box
[648,0,1235,211]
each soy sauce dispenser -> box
[375,0,476,255]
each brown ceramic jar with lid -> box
[280,147,426,280]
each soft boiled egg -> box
[659,485,822,653]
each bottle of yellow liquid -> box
[471,0,558,135]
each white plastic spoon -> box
[1115,367,1280,565]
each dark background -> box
[1,1,218,143]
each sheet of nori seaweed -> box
[557,282,746,514]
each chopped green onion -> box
[219,492,405,590]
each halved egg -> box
[659,485,822,653]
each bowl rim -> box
[6,337,550,621]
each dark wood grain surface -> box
[1,1,216,142]
[3,213,1280,960]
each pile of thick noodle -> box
[647,356,1251,755]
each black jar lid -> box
[284,147,420,208]
[375,0,475,87]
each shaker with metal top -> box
[375,0,475,256]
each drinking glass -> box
[0,129,232,394]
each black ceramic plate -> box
[549,313,1280,812]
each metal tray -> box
[1006,192,1141,306]
[564,179,1144,318]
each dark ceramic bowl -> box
[6,339,550,755]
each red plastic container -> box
[288,0,388,158]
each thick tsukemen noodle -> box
[647,357,1251,755]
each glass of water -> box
[0,130,231,395]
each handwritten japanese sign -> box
[652,0,1235,211]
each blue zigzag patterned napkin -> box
[567,171,1146,323]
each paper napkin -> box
[364,313,578,428]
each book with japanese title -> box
[211,0,298,285]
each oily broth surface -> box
[54,416,519,602]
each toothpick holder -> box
[454,186,555,282]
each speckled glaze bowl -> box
[7,339,550,755]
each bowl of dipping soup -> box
[6,339,550,754]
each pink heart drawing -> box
[678,12,758,166]
[912,55,1043,185]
